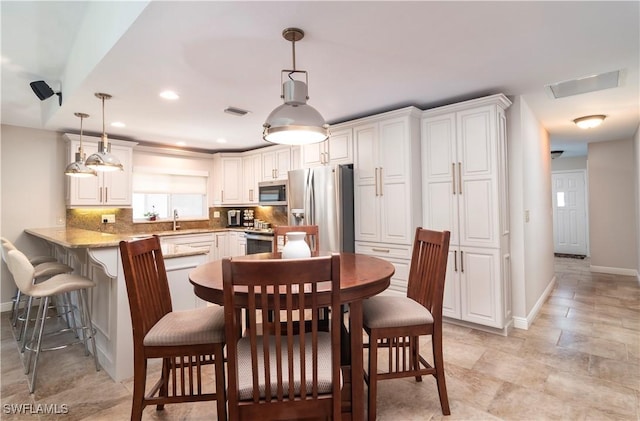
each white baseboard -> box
[0,301,14,313]
[513,274,557,330]
[590,265,638,277]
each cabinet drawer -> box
[355,242,412,259]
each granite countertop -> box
[24,227,235,250]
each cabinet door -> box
[379,117,411,245]
[327,128,352,165]
[457,106,499,248]
[221,157,242,204]
[353,123,380,242]
[301,141,326,168]
[67,142,101,205]
[274,147,291,180]
[421,113,459,244]
[262,150,277,180]
[242,153,261,203]
[213,232,229,260]
[459,247,501,327]
[103,144,133,206]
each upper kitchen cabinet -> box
[211,153,243,206]
[353,107,422,246]
[421,93,512,331]
[262,145,291,180]
[300,127,353,168]
[241,152,262,204]
[64,134,135,207]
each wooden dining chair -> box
[363,228,451,419]
[222,254,342,420]
[119,236,227,420]
[272,225,320,255]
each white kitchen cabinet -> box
[228,231,246,257]
[161,233,215,261]
[421,94,512,332]
[211,154,243,205]
[300,127,353,168]
[353,108,422,246]
[242,152,261,204]
[64,135,135,207]
[262,145,291,180]
[212,232,229,260]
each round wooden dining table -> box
[189,251,394,420]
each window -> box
[132,167,208,221]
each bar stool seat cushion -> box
[143,305,225,347]
[33,262,73,279]
[29,274,96,298]
[363,296,434,329]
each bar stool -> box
[0,239,73,343]
[6,248,100,393]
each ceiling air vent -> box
[545,70,621,99]
[224,106,250,117]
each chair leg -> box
[432,330,450,415]
[367,333,379,421]
[27,296,49,393]
[79,289,100,370]
[411,336,422,382]
[20,296,35,352]
[11,288,21,326]
[214,346,227,420]
[157,357,171,410]
[131,356,147,421]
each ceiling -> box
[2,2,638,157]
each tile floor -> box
[1,257,638,420]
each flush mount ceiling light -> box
[573,115,606,129]
[85,93,124,172]
[65,112,97,178]
[29,80,62,106]
[263,27,329,145]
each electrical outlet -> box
[102,214,116,224]
[213,211,220,218]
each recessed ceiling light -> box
[216,138,228,144]
[176,141,186,146]
[573,115,606,129]
[111,121,125,128]
[159,90,179,100]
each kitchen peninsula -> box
[24,227,212,382]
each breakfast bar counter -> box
[25,227,210,382]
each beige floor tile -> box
[557,330,629,360]
[487,382,586,420]
[589,355,640,391]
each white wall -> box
[551,156,587,171]
[588,138,637,273]
[636,126,640,280]
[1,125,68,307]
[507,97,556,328]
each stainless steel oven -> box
[245,231,274,254]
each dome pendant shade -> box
[85,92,123,172]
[65,112,97,177]
[263,27,329,146]
[85,135,124,172]
[263,80,329,145]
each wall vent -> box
[545,70,620,99]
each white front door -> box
[552,170,588,255]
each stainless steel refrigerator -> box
[287,164,354,252]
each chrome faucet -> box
[173,209,180,231]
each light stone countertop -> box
[24,227,241,258]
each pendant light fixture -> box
[65,112,97,177]
[263,28,329,145]
[85,93,124,172]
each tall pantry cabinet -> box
[421,94,512,332]
[353,107,423,295]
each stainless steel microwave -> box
[258,180,287,206]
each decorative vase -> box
[281,232,311,259]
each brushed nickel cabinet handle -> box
[249,189,253,201]
[454,250,457,272]
[99,187,103,203]
[458,162,462,195]
[221,190,224,202]
[379,167,383,196]
[105,187,108,203]
[460,250,464,273]
[372,248,390,253]
[452,163,456,195]
[374,168,379,196]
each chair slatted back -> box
[119,236,173,345]
[406,229,451,317]
[272,225,320,255]
[223,254,341,419]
